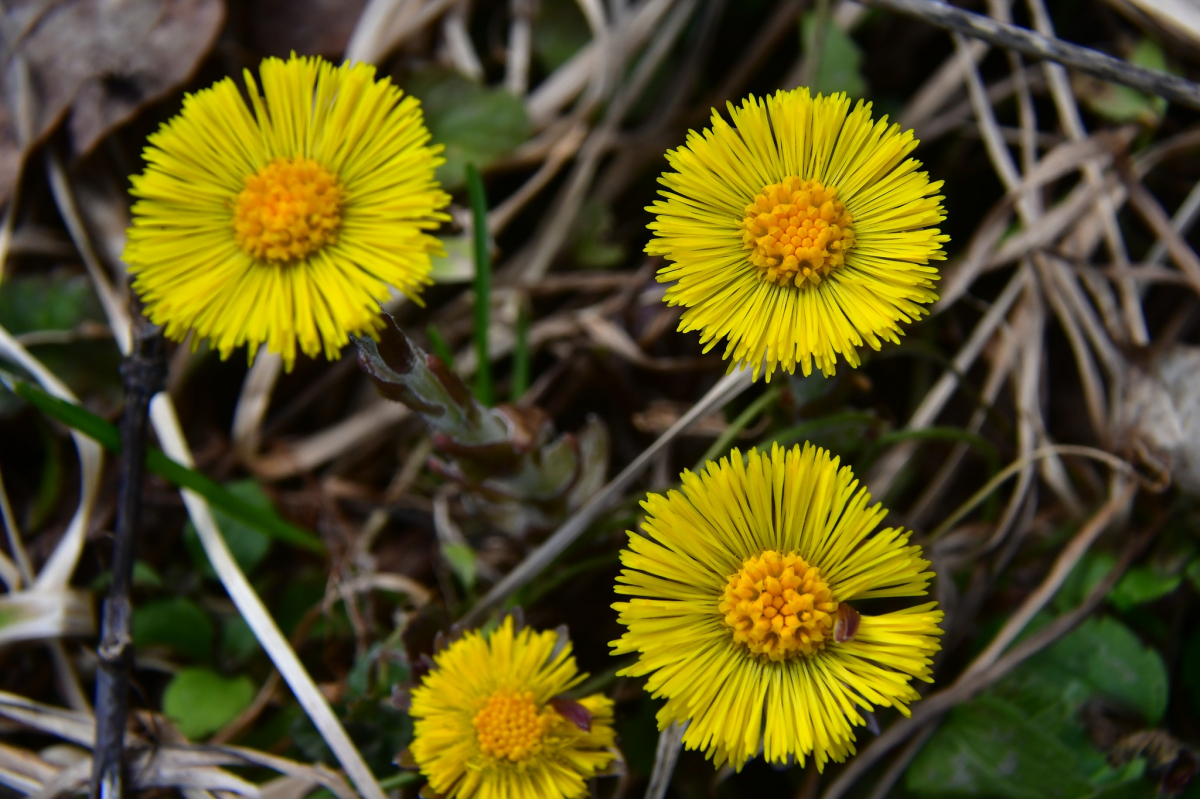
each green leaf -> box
[1183,628,1200,716]
[133,598,213,662]
[908,694,1096,797]
[1055,552,1117,612]
[534,0,590,71]
[91,560,163,591]
[912,616,1169,798]
[467,163,494,407]
[0,273,103,334]
[219,615,261,665]
[570,199,626,269]
[1186,556,1200,594]
[428,235,475,283]
[184,480,274,579]
[346,641,409,701]
[442,542,477,591]
[1083,39,1170,125]
[800,12,866,98]
[406,69,530,189]
[1109,565,1182,611]
[1020,616,1168,724]
[163,668,256,739]
[1,373,324,553]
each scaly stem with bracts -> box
[90,302,164,799]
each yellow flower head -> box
[611,443,944,771]
[647,88,948,380]
[409,617,618,799]
[124,54,451,369]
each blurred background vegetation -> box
[1,0,1199,797]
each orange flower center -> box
[740,177,855,288]
[472,691,553,762]
[719,550,838,661]
[233,157,344,263]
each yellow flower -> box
[409,617,618,799]
[124,54,450,368]
[646,88,948,380]
[611,443,943,771]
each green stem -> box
[759,412,884,451]
[1,372,323,553]
[511,302,530,401]
[694,385,782,470]
[425,323,456,370]
[466,164,493,406]
[859,426,1001,479]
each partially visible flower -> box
[611,443,944,770]
[646,88,948,380]
[124,54,450,369]
[409,617,617,799]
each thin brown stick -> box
[860,0,1200,109]
[1116,157,1200,298]
[90,304,164,799]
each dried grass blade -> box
[0,324,102,591]
[461,367,754,626]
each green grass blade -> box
[466,163,493,406]
[511,303,530,401]
[694,384,782,470]
[2,372,324,553]
[425,323,456,369]
[860,425,1001,478]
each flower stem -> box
[466,163,493,406]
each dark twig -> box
[857,0,1200,110]
[90,300,164,799]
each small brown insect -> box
[834,603,861,643]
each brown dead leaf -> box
[249,0,367,58]
[1116,345,1200,494]
[0,0,225,205]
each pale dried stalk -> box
[460,366,754,626]
[1118,162,1200,298]
[44,153,130,356]
[526,0,678,127]
[346,0,461,65]
[0,324,103,592]
[1024,0,1146,344]
[864,0,1200,108]
[519,0,698,282]
[936,131,1124,309]
[907,322,1017,529]
[230,353,283,462]
[489,122,588,234]
[149,395,387,799]
[505,0,534,95]
[644,721,687,799]
[1144,179,1200,269]
[0,465,32,586]
[253,400,409,480]
[954,31,1084,511]
[867,266,1027,493]
[1035,256,1108,437]
[900,39,988,131]
[442,1,484,80]
[967,482,1137,678]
